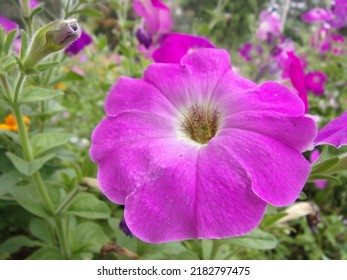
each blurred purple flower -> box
[310,150,328,189]
[90,48,317,243]
[0,16,18,33]
[286,52,309,113]
[256,10,281,42]
[331,34,345,55]
[30,0,39,9]
[153,33,215,63]
[302,0,347,29]
[134,0,173,50]
[301,7,332,23]
[239,42,262,62]
[305,71,327,96]
[65,30,92,55]
[314,111,347,148]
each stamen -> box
[180,104,221,144]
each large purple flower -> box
[90,49,317,243]
[314,111,347,148]
[301,7,332,23]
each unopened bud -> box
[23,19,81,71]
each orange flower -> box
[0,114,30,131]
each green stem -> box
[55,186,79,215]
[54,217,71,259]
[11,79,71,259]
[13,73,26,104]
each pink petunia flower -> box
[256,10,281,42]
[153,33,215,63]
[301,7,332,23]
[309,150,328,189]
[0,16,19,33]
[134,0,173,50]
[305,71,327,96]
[90,49,317,243]
[314,111,347,148]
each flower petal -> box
[221,111,317,152]
[212,76,305,117]
[215,129,311,206]
[105,77,177,118]
[90,112,177,203]
[124,142,267,243]
[314,111,347,148]
[143,48,231,108]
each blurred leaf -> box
[72,222,110,253]
[228,229,278,250]
[175,251,200,260]
[260,212,288,228]
[19,87,64,103]
[6,152,55,176]
[81,155,97,177]
[27,247,62,260]
[308,174,341,185]
[20,30,28,60]
[72,8,103,17]
[0,171,20,195]
[51,71,84,84]
[35,61,60,72]
[0,236,43,259]
[4,29,19,55]
[31,132,72,156]
[29,218,53,245]
[10,184,48,218]
[311,157,340,174]
[66,192,110,219]
[201,239,213,260]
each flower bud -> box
[23,19,81,70]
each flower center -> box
[180,104,221,144]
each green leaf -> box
[0,171,20,195]
[31,132,72,156]
[260,212,288,228]
[66,192,110,219]
[27,247,62,260]
[0,236,43,259]
[19,87,64,103]
[35,61,60,72]
[4,29,19,55]
[324,152,347,174]
[311,157,340,174]
[227,229,278,250]
[10,184,48,218]
[51,71,84,84]
[81,154,97,177]
[201,240,213,260]
[29,218,54,245]
[20,30,28,60]
[175,251,200,260]
[72,8,103,17]
[72,222,110,253]
[308,174,341,185]
[6,152,55,176]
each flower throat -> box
[181,105,221,144]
